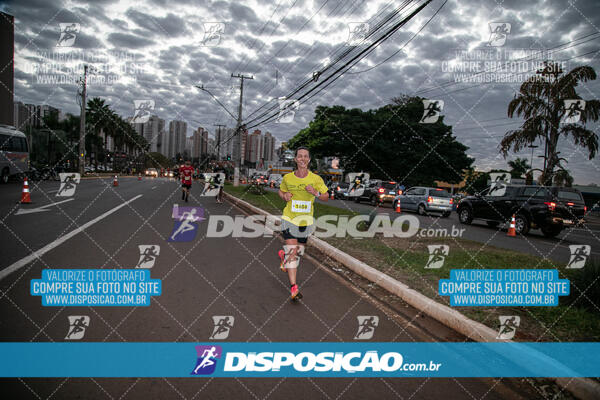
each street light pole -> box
[78,64,88,175]
[231,73,253,186]
[528,144,538,170]
[213,123,226,161]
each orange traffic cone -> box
[330,191,335,200]
[138,173,142,181]
[21,176,31,203]
[113,175,119,187]
[395,201,401,213]
[507,214,516,237]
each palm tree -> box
[507,157,530,178]
[500,62,600,185]
[553,168,574,187]
[86,97,113,169]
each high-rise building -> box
[169,120,187,159]
[214,126,233,160]
[263,131,275,162]
[200,129,208,156]
[13,102,35,131]
[192,129,202,159]
[246,129,264,164]
[131,115,165,154]
[0,12,14,126]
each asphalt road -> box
[314,194,600,265]
[0,178,552,399]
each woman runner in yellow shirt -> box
[277,147,330,300]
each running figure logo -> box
[210,316,234,340]
[136,245,160,268]
[354,316,379,340]
[200,173,225,196]
[567,245,591,269]
[169,206,204,242]
[56,173,81,197]
[487,22,511,47]
[562,100,586,124]
[191,345,222,375]
[420,100,444,123]
[132,100,155,123]
[347,23,370,46]
[496,316,520,339]
[65,316,90,340]
[488,182,507,197]
[277,97,300,123]
[57,23,80,47]
[425,245,449,269]
[202,23,225,46]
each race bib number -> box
[184,175,191,182]
[291,200,312,213]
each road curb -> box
[224,191,600,400]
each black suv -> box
[353,180,400,205]
[456,185,586,237]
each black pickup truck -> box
[456,185,586,237]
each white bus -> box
[0,125,30,184]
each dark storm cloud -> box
[5,0,600,183]
[125,10,189,37]
[107,32,155,48]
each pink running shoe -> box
[290,284,302,300]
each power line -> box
[349,0,447,74]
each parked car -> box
[145,168,158,177]
[329,182,350,199]
[393,187,453,217]
[456,185,586,237]
[354,180,400,205]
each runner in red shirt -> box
[179,160,195,202]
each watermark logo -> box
[65,315,89,340]
[210,316,234,340]
[567,245,590,269]
[496,315,520,339]
[132,100,155,123]
[347,172,368,197]
[276,97,300,123]
[425,245,449,269]
[347,23,369,46]
[420,100,444,123]
[169,206,204,242]
[57,23,80,47]
[354,316,379,340]
[136,245,160,268]
[200,173,225,196]
[489,172,510,185]
[56,173,80,197]
[191,345,222,375]
[562,100,585,124]
[202,23,225,46]
[488,182,507,196]
[487,22,511,47]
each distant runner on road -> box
[179,160,194,202]
[277,147,329,301]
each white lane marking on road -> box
[14,198,75,215]
[46,189,58,194]
[0,194,143,281]
[152,186,157,189]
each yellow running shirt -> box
[280,171,329,226]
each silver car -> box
[393,187,453,217]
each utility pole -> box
[78,64,88,175]
[231,73,253,186]
[213,123,226,161]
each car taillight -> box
[544,201,556,211]
[567,202,574,206]
[427,196,433,203]
[449,198,453,205]
[336,187,340,191]
[378,188,385,194]
[584,206,587,212]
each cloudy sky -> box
[2,0,600,184]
